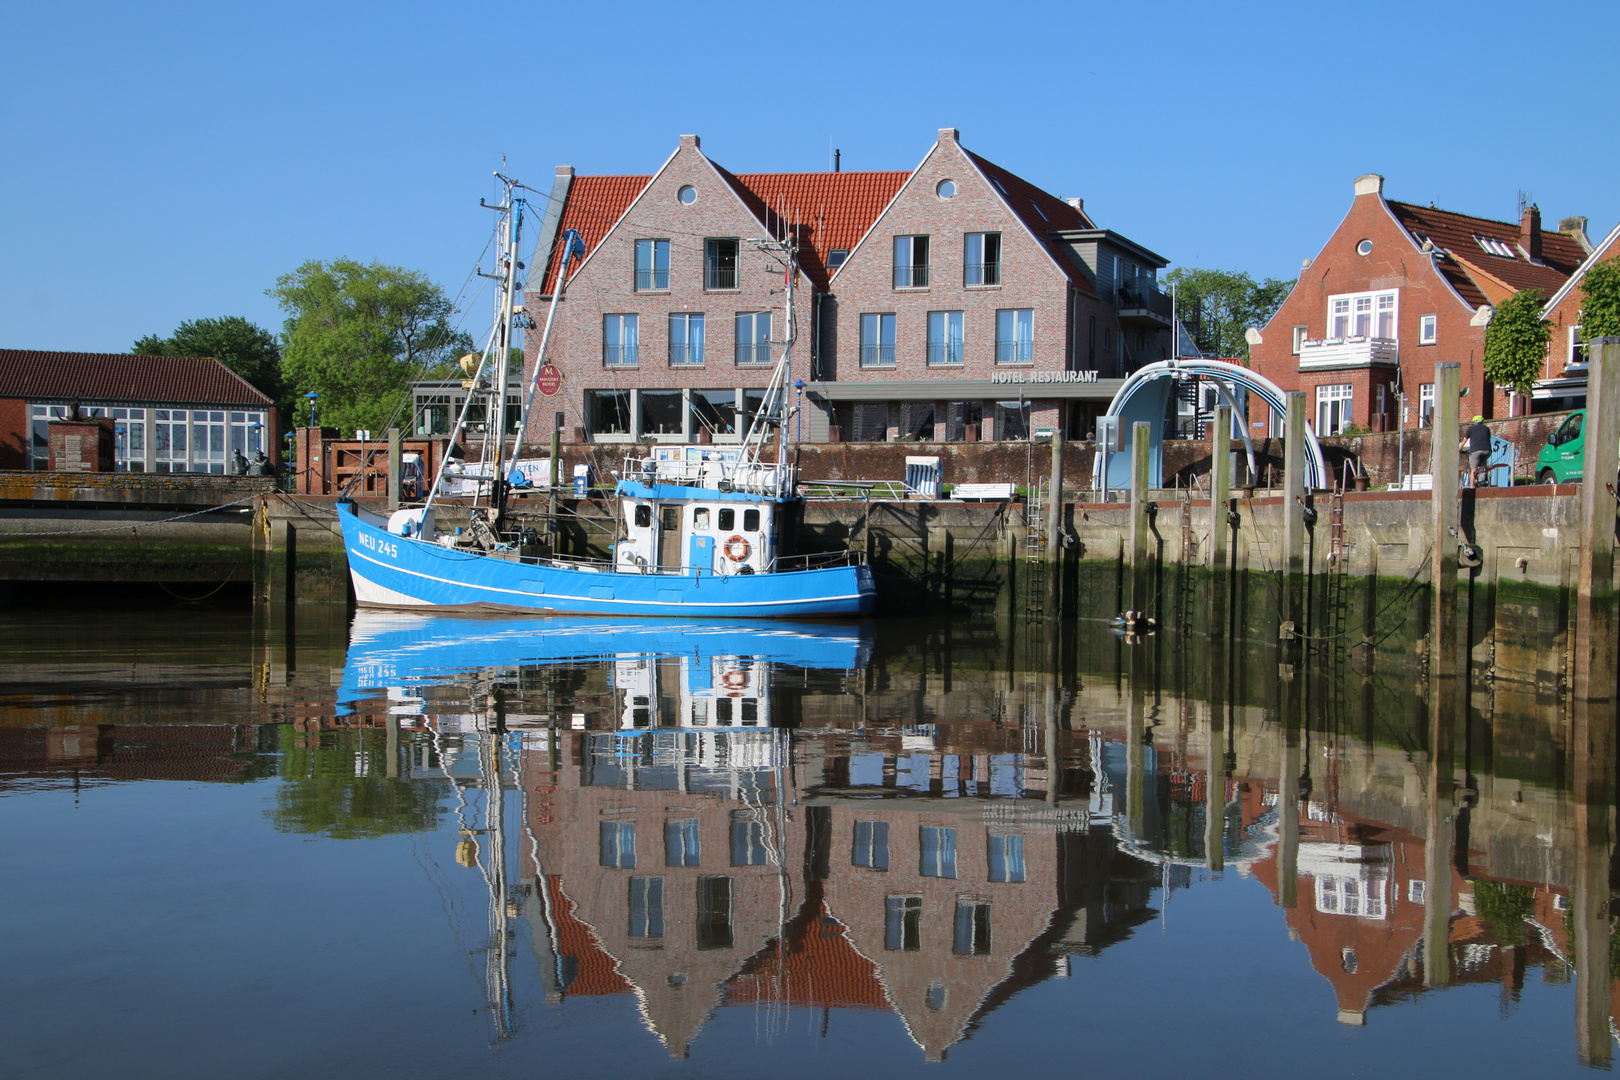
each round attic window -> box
[677,185,697,205]
[936,179,956,199]
[1357,239,1373,256]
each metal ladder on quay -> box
[1023,478,1048,616]
[1323,489,1349,647]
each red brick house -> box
[1537,219,1620,410]
[1249,175,1588,435]
[0,350,277,472]
[489,130,1173,448]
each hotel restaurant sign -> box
[989,370,1099,384]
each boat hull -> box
[337,502,875,618]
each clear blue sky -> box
[4,0,1615,353]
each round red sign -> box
[536,363,562,397]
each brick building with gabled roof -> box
[473,129,1174,451]
[1249,176,1588,437]
[1537,219,1620,408]
[0,349,277,472]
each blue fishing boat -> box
[337,174,873,618]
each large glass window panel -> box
[604,314,640,367]
[860,313,896,367]
[965,232,1000,285]
[669,313,705,366]
[665,819,700,867]
[987,833,1025,883]
[927,311,963,365]
[730,819,769,866]
[689,389,737,438]
[884,895,922,952]
[705,239,738,290]
[635,239,669,290]
[893,235,929,288]
[995,309,1033,364]
[696,877,733,950]
[919,826,957,878]
[588,390,632,435]
[953,901,992,955]
[599,822,636,868]
[735,312,771,366]
[629,876,664,938]
[639,390,683,436]
[853,820,890,870]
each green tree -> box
[1163,268,1295,362]
[1483,289,1552,395]
[133,316,284,403]
[269,259,472,433]
[268,726,450,840]
[1579,259,1620,341]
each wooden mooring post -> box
[1210,404,1231,638]
[1430,362,1462,679]
[1129,421,1152,617]
[1281,392,1306,647]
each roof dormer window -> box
[1473,234,1515,258]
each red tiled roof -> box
[730,170,910,287]
[545,876,633,998]
[723,898,889,1011]
[0,350,273,407]
[537,174,651,292]
[966,151,1098,294]
[1387,202,1584,308]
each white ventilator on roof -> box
[1091,358,1327,490]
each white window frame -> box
[1419,314,1437,345]
[603,313,639,367]
[1292,325,1308,355]
[860,312,896,367]
[634,239,670,291]
[1418,383,1436,427]
[669,312,704,366]
[927,310,963,365]
[1315,383,1353,436]
[964,232,1000,286]
[734,311,772,366]
[892,235,930,289]
[995,308,1034,365]
[1327,289,1398,341]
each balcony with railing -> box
[603,345,639,368]
[926,341,962,365]
[668,344,702,366]
[861,344,896,368]
[635,268,669,291]
[964,262,1000,286]
[995,338,1033,365]
[893,264,930,289]
[1115,286,1173,328]
[1297,337,1398,369]
[734,342,772,366]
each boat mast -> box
[507,229,585,476]
[738,230,798,469]
[484,174,525,509]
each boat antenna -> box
[507,228,586,476]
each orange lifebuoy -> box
[722,669,748,689]
[724,534,751,562]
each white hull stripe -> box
[348,546,867,610]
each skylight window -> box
[1473,234,1515,258]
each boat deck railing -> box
[500,546,865,576]
[619,456,795,499]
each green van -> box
[1534,409,1617,484]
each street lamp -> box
[793,380,805,442]
[305,391,320,428]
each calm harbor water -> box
[2,599,1614,1078]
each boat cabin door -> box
[659,506,682,569]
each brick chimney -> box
[1521,203,1541,261]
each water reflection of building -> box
[519,706,1164,1061]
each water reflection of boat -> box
[337,610,872,715]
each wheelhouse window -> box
[603,314,639,367]
[995,309,1034,364]
[893,235,930,288]
[717,508,734,531]
[1327,290,1396,339]
[861,313,896,367]
[743,508,759,532]
[669,313,704,365]
[927,311,964,365]
[634,239,669,290]
[705,239,739,290]
[965,232,1000,285]
[1315,383,1353,435]
[735,312,772,365]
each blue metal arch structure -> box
[1091,358,1327,490]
